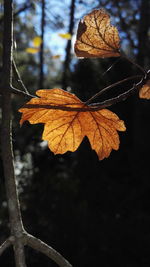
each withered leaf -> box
[139,80,150,99]
[19,89,126,160]
[74,9,120,58]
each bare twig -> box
[0,2,73,267]
[0,1,27,266]
[101,57,121,76]
[0,237,14,256]
[1,72,146,110]
[19,72,149,112]
[90,75,146,110]
[12,59,29,94]
[85,75,142,105]
[25,233,72,267]
[0,2,33,24]
[11,86,36,99]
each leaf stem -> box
[10,85,36,99]
[85,75,142,105]
[101,57,121,76]
[91,74,148,110]
[15,71,149,112]
[20,75,145,112]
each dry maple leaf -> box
[139,80,150,99]
[74,9,120,58]
[19,89,126,160]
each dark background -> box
[0,0,150,266]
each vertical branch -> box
[0,1,26,266]
[39,0,45,88]
[62,0,75,89]
[0,2,73,266]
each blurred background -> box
[0,0,150,266]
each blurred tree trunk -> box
[0,1,34,25]
[39,0,45,88]
[137,0,150,67]
[62,0,75,89]
[132,0,150,181]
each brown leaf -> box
[19,89,126,160]
[139,80,150,99]
[81,109,125,159]
[74,9,120,58]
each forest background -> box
[0,0,150,266]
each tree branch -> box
[0,2,73,267]
[25,233,72,267]
[18,72,149,112]
[0,1,27,266]
[85,75,142,105]
[10,86,36,99]
[91,75,147,110]
[0,237,14,256]
[0,2,34,25]
[12,58,29,94]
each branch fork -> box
[0,233,72,267]
[0,1,72,267]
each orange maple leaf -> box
[74,9,120,58]
[139,80,150,99]
[19,89,126,160]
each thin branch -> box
[12,58,29,94]
[85,75,142,105]
[10,86,36,99]
[90,74,148,110]
[0,2,33,24]
[20,72,149,112]
[0,1,27,266]
[0,2,73,266]
[101,57,121,76]
[13,2,34,18]
[25,234,72,267]
[0,237,14,256]
[1,72,147,113]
